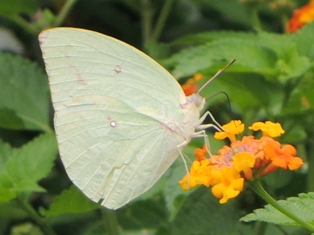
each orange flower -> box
[271,144,304,170]
[182,84,198,96]
[262,136,282,160]
[287,0,314,33]
[181,73,204,96]
[194,145,208,161]
[179,120,304,204]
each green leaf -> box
[116,199,168,231]
[217,73,283,114]
[164,137,216,220]
[0,140,16,203]
[195,0,253,28]
[163,160,189,220]
[0,53,51,131]
[291,22,314,60]
[241,192,314,226]
[45,186,99,217]
[0,201,28,219]
[83,220,156,235]
[0,138,12,172]
[0,184,16,203]
[283,73,314,115]
[172,31,257,45]
[252,31,310,80]
[0,133,58,203]
[168,29,313,84]
[262,169,293,190]
[167,38,277,78]
[275,47,310,82]
[0,0,38,16]
[0,108,24,129]
[10,222,43,235]
[170,187,253,235]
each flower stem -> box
[18,196,57,235]
[8,15,38,35]
[240,1,262,30]
[307,141,314,192]
[141,0,153,44]
[53,0,78,27]
[249,180,314,232]
[101,208,120,235]
[151,0,174,43]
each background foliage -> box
[0,0,313,234]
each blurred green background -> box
[0,0,313,234]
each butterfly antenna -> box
[197,59,236,95]
[204,91,234,132]
[206,91,232,115]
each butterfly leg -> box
[176,146,192,184]
[175,110,226,187]
[195,110,224,131]
[191,130,212,157]
[192,110,226,156]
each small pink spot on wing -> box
[114,65,122,73]
[110,121,117,127]
[38,35,47,44]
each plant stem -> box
[151,0,174,43]
[53,0,78,27]
[102,208,120,235]
[249,180,314,232]
[251,7,262,30]
[9,15,38,35]
[307,139,314,192]
[141,0,153,44]
[281,15,288,33]
[18,196,57,235]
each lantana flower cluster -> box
[179,120,304,204]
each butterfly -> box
[39,27,231,209]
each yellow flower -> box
[214,120,244,142]
[179,160,212,190]
[233,152,255,180]
[286,0,314,33]
[211,167,244,204]
[249,121,285,137]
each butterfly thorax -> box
[165,93,205,144]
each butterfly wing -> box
[39,28,190,209]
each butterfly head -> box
[186,93,205,111]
